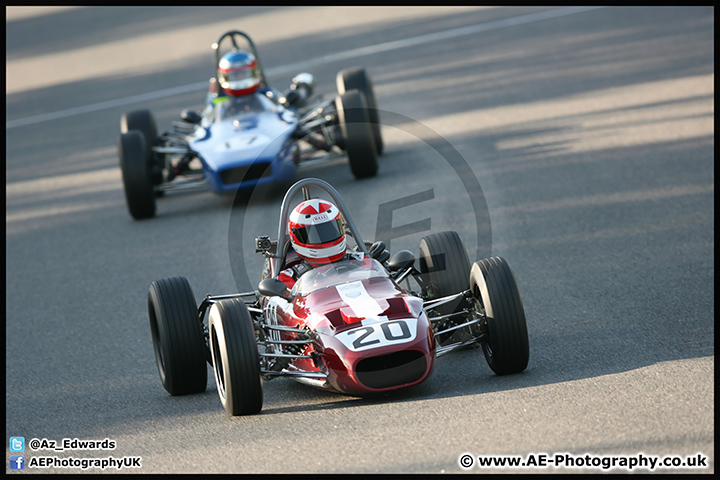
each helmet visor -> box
[220,66,256,84]
[292,218,345,246]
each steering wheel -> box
[334,264,355,275]
[316,263,360,279]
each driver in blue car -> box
[210,50,267,117]
[280,199,368,290]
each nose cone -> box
[319,314,436,395]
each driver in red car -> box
[280,199,364,290]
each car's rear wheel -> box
[336,67,383,155]
[209,298,263,416]
[418,231,472,345]
[470,257,529,375]
[418,231,471,313]
[119,131,156,220]
[148,276,208,395]
[336,90,378,179]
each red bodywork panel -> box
[267,260,435,395]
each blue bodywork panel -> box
[188,90,300,193]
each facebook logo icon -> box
[9,455,25,470]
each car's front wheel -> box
[470,257,529,375]
[121,109,163,185]
[119,131,156,220]
[121,110,157,160]
[148,276,208,395]
[208,298,263,416]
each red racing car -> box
[148,178,529,415]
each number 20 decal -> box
[337,319,418,351]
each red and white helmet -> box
[289,199,346,265]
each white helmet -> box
[288,199,346,265]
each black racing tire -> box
[336,90,378,179]
[470,257,529,375]
[121,109,158,163]
[148,276,208,395]
[119,131,156,220]
[209,298,263,416]
[418,231,471,315]
[336,67,383,155]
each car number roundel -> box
[336,318,418,352]
[214,133,271,152]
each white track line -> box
[6,7,602,130]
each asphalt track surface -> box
[6,6,714,474]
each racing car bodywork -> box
[148,178,529,415]
[119,30,382,220]
[261,255,436,395]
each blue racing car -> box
[118,30,382,220]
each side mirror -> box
[282,89,300,107]
[180,109,202,124]
[388,250,415,272]
[282,73,316,107]
[258,278,292,301]
[291,73,315,96]
[369,241,390,264]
